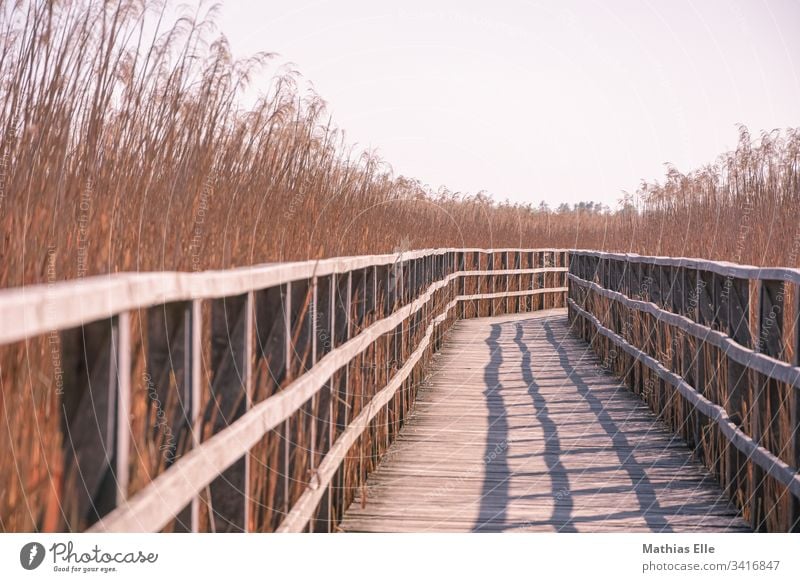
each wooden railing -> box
[568,250,800,532]
[0,248,568,532]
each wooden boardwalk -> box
[341,309,749,532]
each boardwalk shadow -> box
[474,315,674,532]
[471,323,511,531]
[472,317,577,532]
[541,319,674,533]
[514,321,577,532]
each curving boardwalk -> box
[341,309,749,532]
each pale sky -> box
[217,0,800,207]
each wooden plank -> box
[758,279,786,359]
[243,291,254,532]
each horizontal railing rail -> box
[568,250,800,532]
[0,248,568,532]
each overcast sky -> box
[218,0,800,207]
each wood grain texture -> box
[569,275,800,386]
[341,309,749,532]
[574,250,800,284]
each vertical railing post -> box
[114,312,131,507]
[189,299,202,532]
[792,286,800,530]
[327,274,337,531]
[750,279,766,530]
[243,291,254,532]
[306,278,320,532]
[283,282,292,520]
[505,251,511,313]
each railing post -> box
[305,278,320,532]
[792,285,800,531]
[243,291,254,532]
[327,274,337,531]
[114,312,131,507]
[283,282,292,522]
[189,299,203,533]
[505,251,511,313]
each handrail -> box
[568,250,800,532]
[4,248,568,533]
[0,249,569,345]
[94,285,565,533]
[572,249,800,284]
[569,275,800,386]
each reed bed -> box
[1,0,798,531]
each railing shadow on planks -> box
[0,248,568,533]
[568,251,800,532]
